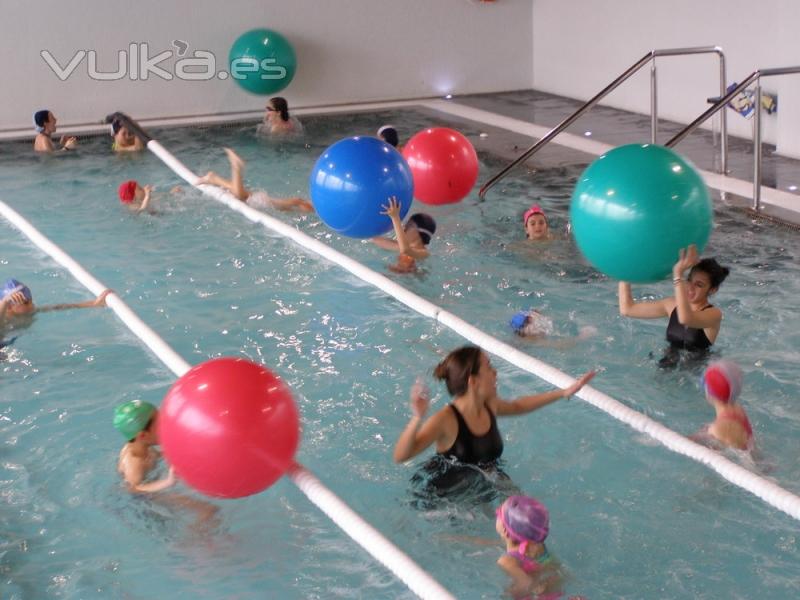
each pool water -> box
[1,108,799,599]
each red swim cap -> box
[704,368,730,403]
[703,360,742,404]
[118,180,138,204]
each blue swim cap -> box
[510,311,529,332]
[2,279,32,303]
[33,110,50,132]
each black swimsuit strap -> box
[448,403,493,437]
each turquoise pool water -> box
[1,109,799,599]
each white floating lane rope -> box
[0,199,456,600]
[0,201,191,378]
[436,311,800,520]
[147,141,443,320]
[287,462,455,600]
[144,130,800,524]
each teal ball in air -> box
[229,29,297,95]
[570,144,712,283]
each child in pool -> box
[497,495,575,600]
[111,118,145,153]
[377,124,403,152]
[197,148,313,213]
[510,309,597,349]
[523,204,554,242]
[115,400,176,493]
[695,360,754,451]
[118,180,154,213]
[114,400,219,529]
[371,197,436,273]
[33,110,77,153]
[0,278,110,330]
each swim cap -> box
[523,204,546,224]
[2,279,32,303]
[510,309,554,337]
[118,180,138,204]
[407,213,436,245]
[510,311,529,333]
[113,400,156,440]
[377,125,399,148]
[702,360,743,404]
[499,495,549,544]
[33,110,50,132]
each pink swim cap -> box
[523,204,546,224]
[703,360,743,404]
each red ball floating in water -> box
[402,127,479,205]
[160,357,300,499]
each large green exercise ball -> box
[570,144,712,283]
[229,29,296,95]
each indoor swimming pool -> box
[1,107,799,598]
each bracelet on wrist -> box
[672,276,683,285]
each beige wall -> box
[532,0,800,157]
[0,0,534,132]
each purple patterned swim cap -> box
[499,495,549,543]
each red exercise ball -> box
[159,357,300,499]
[402,127,479,205]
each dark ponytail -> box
[270,97,290,122]
[690,258,730,289]
[433,346,482,397]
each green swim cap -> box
[113,400,156,440]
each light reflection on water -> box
[0,110,799,598]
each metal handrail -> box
[479,46,727,199]
[666,66,800,211]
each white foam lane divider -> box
[0,201,191,377]
[287,462,455,600]
[436,312,800,521]
[147,141,443,319]
[0,198,456,600]
[145,141,800,524]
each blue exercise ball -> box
[570,144,712,283]
[310,137,414,238]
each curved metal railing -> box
[666,66,800,211]
[479,46,727,199]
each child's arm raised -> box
[382,197,429,260]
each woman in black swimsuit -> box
[393,346,595,467]
[618,245,730,360]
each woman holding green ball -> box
[618,244,730,366]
